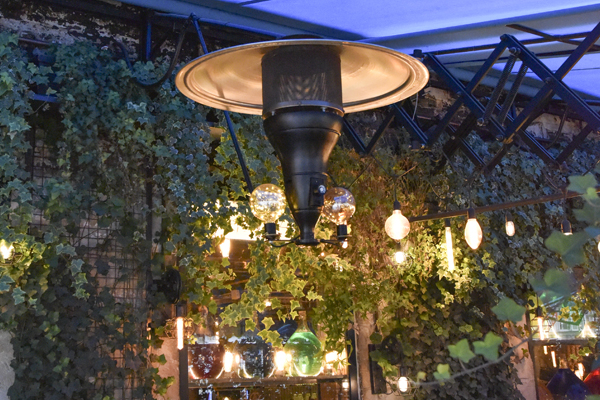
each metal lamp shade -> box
[176,39,428,244]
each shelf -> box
[189,374,347,388]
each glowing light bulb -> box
[325,351,339,364]
[341,240,349,249]
[249,183,286,224]
[0,241,14,260]
[176,317,184,350]
[551,351,557,368]
[598,240,600,253]
[561,218,572,235]
[398,376,409,393]
[223,351,234,373]
[394,250,406,264]
[505,213,515,237]
[464,208,482,250]
[322,187,356,225]
[275,350,287,371]
[342,381,349,390]
[544,346,548,355]
[444,219,455,272]
[220,238,231,259]
[576,363,584,380]
[536,306,545,340]
[385,201,410,241]
[265,299,272,307]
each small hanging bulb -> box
[385,201,410,241]
[265,299,272,307]
[561,218,572,235]
[341,240,349,249]
[176,316,184,350]
[536,306,545,340]
[464,208,483,250]
[394,242,406,264]
[505,212,515,237]
[220,238,231,259]
[0,241,14,260]
[398,367,410,393]
[444,219,455,272]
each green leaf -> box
[545,231,589,267]
[0,275,14,292]
[473,332,503,361]
[12,287,25,305]
[245,319,256,332]
[262,317,274,330]
[370,332,383,345]
[433,363,451,380]
[567,174,597,194]
[531,268,573,300]
[416,371,427,382]
[290,300,300,311]
[492,298,526,323]
[448,339,476,363]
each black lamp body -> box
[261,45,343,245]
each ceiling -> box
[120,0,600,99]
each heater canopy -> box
[175,39,429,115]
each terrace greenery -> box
[1,32,599,399]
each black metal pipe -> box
[408,187,598,223]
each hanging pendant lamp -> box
[176,38,428,245]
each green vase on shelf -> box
[284,311,323,377]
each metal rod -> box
[408,187,595,223]
[506,24,600,52]
[365,111,395,156]
[497,63,529,126]
[482,51,518,124]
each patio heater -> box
[176,38,428,245]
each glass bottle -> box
[284,311,323,377]
[235,314,275,379]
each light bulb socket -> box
[536,306,543,319]
[467,207,476,219]
[395,241,402,252]
[336,224,349,240]
[176,302,187,318]
[399,366,407,376]
[393,200,401,211]
[264,222,278,240]
[444,218,451,228]
[505,212,513,223]
[561,219,572,235]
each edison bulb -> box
[444,219,455,272]
[505,213,515,236]
[223,351,234,373]
[275,350,287,371]
[322,187,356,225]
[176,317,184,350]
[394,250,406,264]
[398,376,409,393]
[464,208,482,250]
[385,201,410,240]
[0,241,14,260]
[249,183,286,223]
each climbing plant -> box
[1,30,600,400]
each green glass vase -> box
[284,314,323,376]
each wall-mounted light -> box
[505,212,515,237]
[464,208,483,250]
[444,219,455,272]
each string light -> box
[536,306,545,340]
[561,218,572,235]
[394,242,406,264]
[385,200,410,241]
[505,212,515,236]
[341,240,349,249]
[176,316,184,350]
[444,219,455,271]
[265,299,272,307]
[0,241,14,260]
[464,208,483,250]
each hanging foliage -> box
[1,32,599,399]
